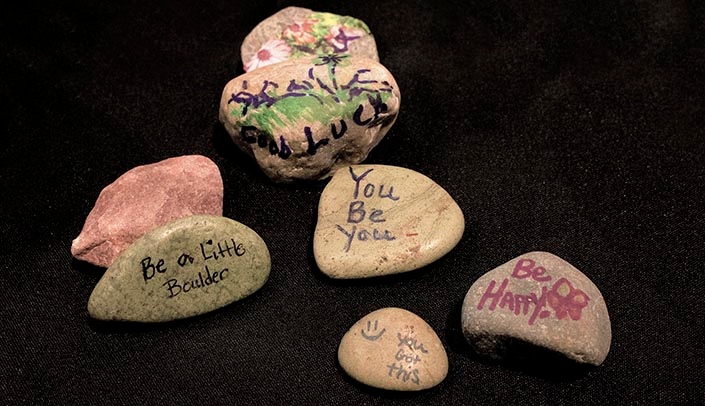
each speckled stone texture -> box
[461,252,611,366]
[88,215,271,322]
[71,155,223,267]
[219,55,400,182]
[314,165,464,278]
[338,307,448,391]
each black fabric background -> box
[1,0,704,404]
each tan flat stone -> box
[314,165,464,278]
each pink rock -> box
[71,155,223,267]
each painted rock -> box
[219,54,400,182]
[338,307,448,391]
[88,215,270,322]
[461,252,611,365]
[241,7,378,72]
[313,165,464,278]
[72,155,223,268]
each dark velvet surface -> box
[1,1,704,404]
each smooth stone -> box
[313,165,464,278]
[219,55,400,182]
[88,215,270,322]
[461,251,611,365]
[241,7,378,72]
[72,155,223,268]
[338,307,448,391]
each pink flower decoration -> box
[546,278,590,321]
[325,25,364,52]
[282,19,317,45]
[244,39,291,72]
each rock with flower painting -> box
[219,54,400,182]
[241,7,378,72]
[461,252,612,366]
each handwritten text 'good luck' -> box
[336,167,399,252]
[140,238,246,298]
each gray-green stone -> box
[88,215,271,322]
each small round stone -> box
[338,307,448,391]
[461,251,611,365]
[88,215,271,322]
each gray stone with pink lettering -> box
[461,251,611,366]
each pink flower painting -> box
[282,19,318,45]
[244,39,291,72]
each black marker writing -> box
[141,257,167,283]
